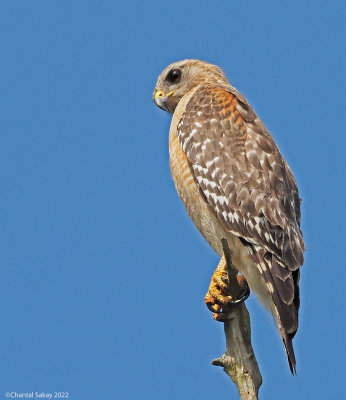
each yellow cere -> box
[154,89,176,98]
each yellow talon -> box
[205,255,249,320]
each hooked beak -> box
[153,89,175,112]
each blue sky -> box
[0,1,345,399]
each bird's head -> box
[153,59,228,113]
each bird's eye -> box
[166,69,182,84]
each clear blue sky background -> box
[0,1,345,399]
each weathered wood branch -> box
[211,238,262,400]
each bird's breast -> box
[168,122,227,256]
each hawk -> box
[153,59,304,374]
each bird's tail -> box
[250,245,300,374]
[282,331,296,375]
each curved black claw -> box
[227,284,250,305]
[205,285,250,319]
[206,303,222,314]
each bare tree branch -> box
[211,238,262,400]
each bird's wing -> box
[177,83,304,271]
[177,83,305,373]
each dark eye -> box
[166,69,182,83]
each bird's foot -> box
[204,256,250,322]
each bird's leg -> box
[204,255,250,321]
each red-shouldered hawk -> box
[153,59,304,374]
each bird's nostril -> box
[155,90,164,98]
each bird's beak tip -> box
[153,89,176,112]
[154,97,169,112]
[153,90,170,112]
